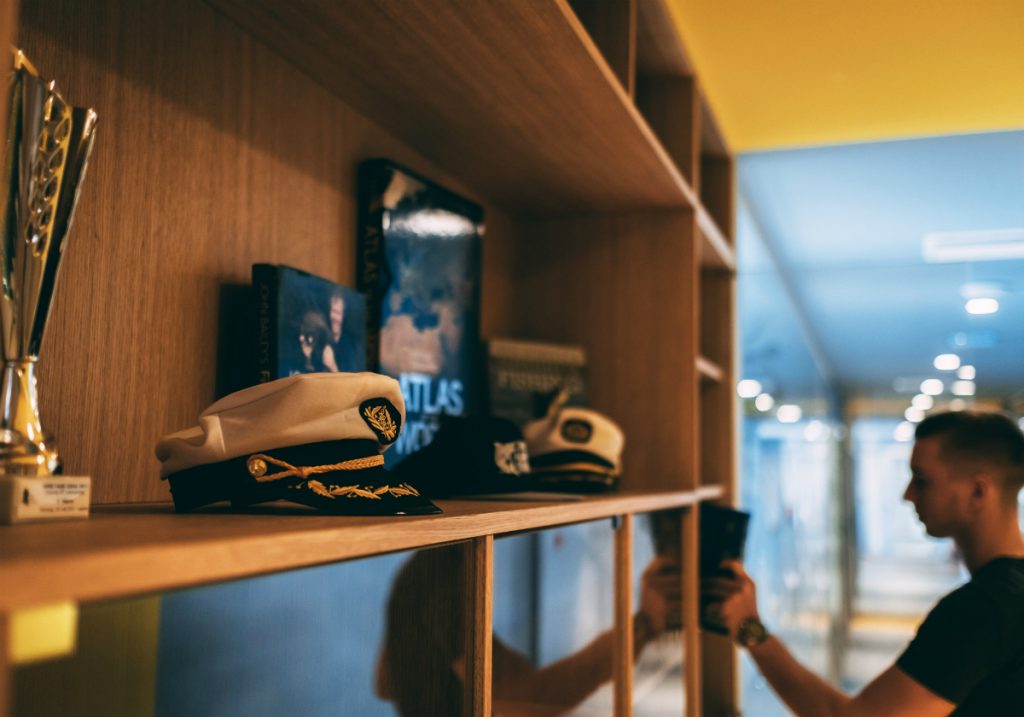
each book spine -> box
[356,163,387,373]
[252,263,278,384]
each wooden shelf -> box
[698,209,736,269]
[206,0,701,215]
[0,489,716,612]
[696,484,726,502]
[697,354,726,383]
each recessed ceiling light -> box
[737,379,762,398]
[957,365,975,380]
[777,404,802,423]
[952,380,976,396]
[923,228,1024,263]
[933,354,960,371]
[905,407,925,423]
[920,379,944,396]
[755,393,774,412]
[965,297,999,315]
[894,421,916,442]
[911,394,934,410]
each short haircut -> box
[916,410,1024,494]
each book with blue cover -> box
[357,159,483,465]
[252,263,367,383]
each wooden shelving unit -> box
[0,492,707,613]
[1,0,738,714]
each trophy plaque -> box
[0,50,97,524]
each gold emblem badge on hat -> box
[561,419,593,443]
[360,398,401,444]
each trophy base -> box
[0,474,91,524]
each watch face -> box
[738,617,767,648]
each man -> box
[708,410,1024,716]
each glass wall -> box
[13,546,471,717]
[736,197,844,716]
[492,520,616,716]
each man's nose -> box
[902,481,913,502]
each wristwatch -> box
[736,616,768,648]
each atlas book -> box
[252,263,367,383]
[486,337,588,427]
[357,159,483,464]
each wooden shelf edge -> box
[696,484,726,502]
[696,355,725,384]
[698,208,735,270]
[0,490,701,612]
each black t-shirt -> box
[896,556,1024,714]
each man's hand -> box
[701,558,759,640]
[638,555,682,635]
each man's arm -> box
[709,560,956,717]
[746,636,955,717]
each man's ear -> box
[970,472,996,506]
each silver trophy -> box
[0,51,96,521]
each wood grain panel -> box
[613,513,634,717]
[500,212,700,491]
[0,613,7,717]
[699,270,736,491]
[568,0,638,99]
[636,0,693,76]
[681,505,702,714]
[206,0,696,214]
[636,76,700,186]
[700,156,736,244]
[0,491,705,611]
[464,536,493,717]
[17,0,509,504]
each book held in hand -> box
[357,159,483,464]
[699,503,751,634]
[252,263,367,383]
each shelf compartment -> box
[567,0,637,98]
[0,490,715,612]
[206,0,696,215]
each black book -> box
[252,263,367,384]
[700,503,751,634]
[356,159,484,465]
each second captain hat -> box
[155,372,440,516]
[522,405,624,492]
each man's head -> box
[328,290,345,343]
[905,410,1024,538]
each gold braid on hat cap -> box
[245,453,421,501]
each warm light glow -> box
[952,380,976,396]
[905,407,925,423]
[911,394,933,410]
[894,421,916,442]
[777,404,802,423]
[920,379,944,396]
[933,353,960,371]
[965,297,999,315]
[957,365,976,380]
[755,393,775,412]
[737,379,763,398]
[950,399,967,411]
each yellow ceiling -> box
[667,0,1024,152]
